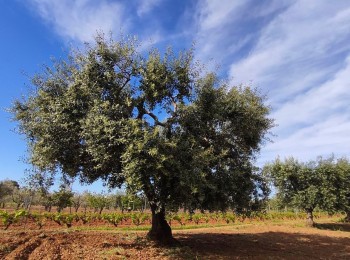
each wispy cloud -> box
[196,0,244,31]
[225,1,350,162]
[260,115,350,163]
[192,0,246,68]
[229,1,350,102]
[193,1,350,162]
[193,0,290,73]
[23,0,350,163]
[28,0,127,43]
[136,0,162,17]
[26,0,188,51]
[260,57,350,163]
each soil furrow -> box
[5,236,42,260]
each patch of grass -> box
[100,246,129,259]
[314,223,350,232]
[292,223,305,228]
[74,225,151,232]
[337,218,350,223]
[171,223,228,230]
[161,246,198,260]
[73,223,232,232]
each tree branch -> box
[145,110,166,127]
[170,97,177,113]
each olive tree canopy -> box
[13,35,273,244]
[263,156,349,226]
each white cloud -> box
[194,1,350,162]
[196,0,244,31]
[260,115,350,164]
[27,0,178,51]
[225,1,350,163]
[137,0,162,17]
[29,0,127,43]
[24,0,350,164]
[229,1,350,101]
[192,0,246,66]
[192,1,291,71]
[273,57,350,131]
[259,57,350,164]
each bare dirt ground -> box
[1,219,350,259]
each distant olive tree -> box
[25,169,55,211]
[52,188,73,213]
[0,180,20,208]
[264,156,349,226]
[71,193,83,213]
[321,157,350,221]
[264,157,321,226]
[87,193,110,214]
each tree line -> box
[2,154,350,227]
[0,180,148,214]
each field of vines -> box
[0,209,337,231]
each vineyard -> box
[1,210,349,259]
[0,209,338,231]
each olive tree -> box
[87,193,110,214]
[71,192,83,213]
[264,156,343,226]
[25,169,55,211]
[12,35,273,244]
[0,180,20,208]
[52,188,73,213]
[324,157,350,221]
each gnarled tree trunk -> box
[306,208,314,227]
[147,205,179,246]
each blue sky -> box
[1,0,350,192]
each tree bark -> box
[306,209,314,227]
[147,206,179,246]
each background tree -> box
[0,180,20,208]
[264,156,342,226]
[322,157,350,221]
[52,188,73,213]
[314,156,339,215]
[25,169,55,211]
[71,193,83,213]
[111,192,125,211]
[81,191,92,213]
[11,186,25,209]
[87,193,110,214]
[12,34,273,244]
[266,195,285,212]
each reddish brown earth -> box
[174,222,350,259]
[1,220,350,259]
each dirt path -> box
[1,221,349,259]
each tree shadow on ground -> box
[315,222,350,232]
[174,231,350,259]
